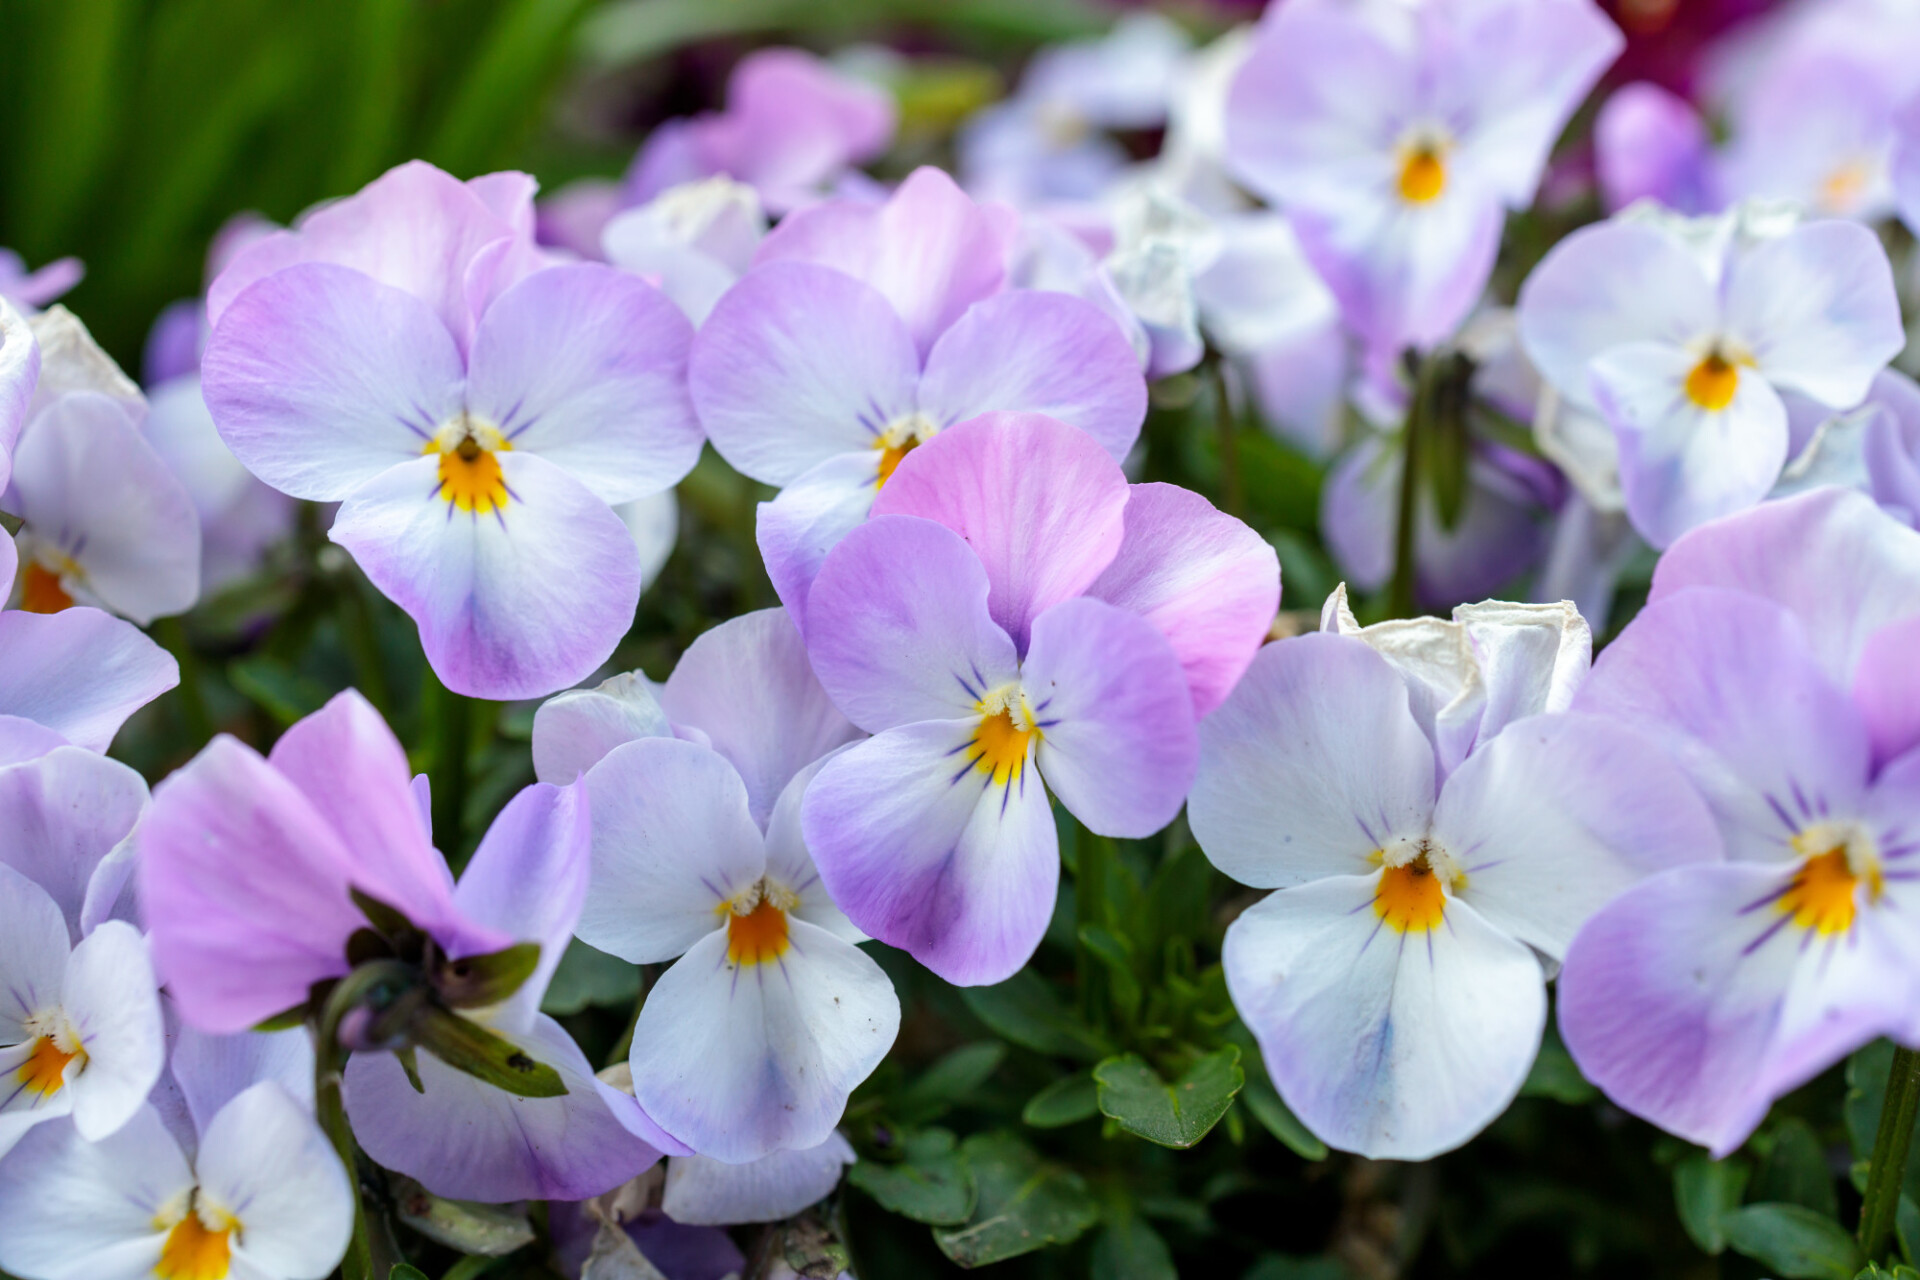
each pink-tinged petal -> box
[915,291,1147,462]
[202,262,465,501]
[0,609,177,752]
[1224,875,1546,1161]
[268,690,472,943]
[452,781,591,1034]
[13,391,202,623]
[662,1133,857,1226]
[1191,634,1436,890]
[689,263,919,486]
[466,263,701,504]
[0,716,67,767]
[698,48,896,213]
[578,738,768,965]
[873,413,1128,653]
[208,160,533,351]
[1431,713,1722,960]
[1593,339,1789,548]
[1650,486,1920,685]
[1899,97,1920,237]
[1085,483,1278,718]
[1594,82,1715,214]
[755,451,882,636]
[331,452,640,701]
[755,167,1014,359]
[1864,369,1920,525]
[0,1104,191,1279]
[0,254,84,310]
[659,608,860,829]
[1857,616,1920,769]
[0,746,147,944]
[532,672,673,785]
[1575,589,1870,865]
[628,921,898,1164]
[805,515,1020,733]
[1024,598,1196,838]
[0,526,13,600]
[802,720,1059,986]
[1516,220,1719,414]
[346,1012,661,1202]
[0,298,39,491]
[137,736,367,1032]
[1724,221,1903,408]
[1559,861,1920,1157]
[61,921,165,1141]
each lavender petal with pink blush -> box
[0,250,83,310]
[1085,483,1279,719]
[1856,616,1920,769]
[1022,598,1197,838]
[0,746,148,944]
[345,1012,662,1203]
[755,452,885,636]
[0,717,68,768]
[0,608,178,752]
[754,167,1015,358]
[874,413,1129,654]
[1594,83,1716,214]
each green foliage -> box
[1673,1152,1751,1255]
[1093,1047,1244,1150]
[1722,1203,1865,1280]
[931,1133,1100,1267]
[846,1128,978,1225]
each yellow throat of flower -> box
[427,418,512,515]
[969,686,1041,788]
[1397,145,1448,205]
[1685,350,1748,412]
[721,879,800,967]
[1372,841,1465,934]
[155,1200,235,1280]
[19,561,73,614]
[1780,824,1883,936]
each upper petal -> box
[1856,615,1920,769]
[0,296,40,492]
[754,451,882,636]
[0,608,177,752]
[532,672,674,785]
[196,1083,352,1279]
[1724,220,1903,408]
[0,1104,188,1280]
[0,746,147,944]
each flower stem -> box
[314,1035,377,1280]
[1388,352,1440,619]
[430,674,471,865]
[1859,1044,1920,1260]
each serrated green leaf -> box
[932,1132,1098,1267]
[960,970,1113,1062]
[1674,1152,1751,1255]
[1022,1072,1099,1129]
[541,938,642,1016]
[1094,1047,1243,1149]
[846,1128,975,1226]
[1240,1072,1327,1162]
[1723,1202,1864,1280]
[1091,1218,1176,1280]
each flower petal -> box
[755,450,882,636]
[197,1083,352,1279]
[0,297,42,493]
[628,921,897,1163]
[61,921,164,1142]
[1724,220,1903,408]
[532,673,674,785]
[0,1104,188,1280]
[0,608,177,752]
[1856,615,1920,769]
[0,747,145,944]
[168,1024,315,1143]
[0,862,71,1047]
[1224,874,1546,1160]
[1191,634,1436,890]
[763,756,864,944]
[662,1132,857,1226]
[330,452,640,700]
[466,263,701,504]
[201,262,465,500]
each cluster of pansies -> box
[2,0,1920,1276]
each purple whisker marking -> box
[942,740,972,759]
[1790,779,1812,821]
[1000,780,1013,817]
[1035,719,1060,730]
[1425,929,1435,967]
[1741,912,1792,956]
[1882,842,1920,861]
[1765,793,1798,833]
[949,754,983,786]
[954,672,980,700]
[1881,870,1920,881]
[491,506,509,532]
[1356,816,1379,846]
[698,875,725,900]
[497,394,530,433]
[1462,858,1508,875]
[1032,695,1054,712]
[0,1080,30,1113]
[396,408,432,439]
[68,533,88,559]
[970,661,987,690]
[1737,884,1789,916]
[1357,917,1384,957]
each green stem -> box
[1387,353,1438,620]
[1860,1044,1920,1260]
[431,676,472,864]
[1076,824,1111,1030]
[1209,356,1244,520]
[339,577,393,719]
[315,1035,377,1280]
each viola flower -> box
[0,249,82,311]
[800,413,1276,984]
[1188,628,1719,1159]
[1518,201,1904,547]
[0,860,163,1161]
[534,608,893,1164]
[603,176,768,326]
[661,1132,858,1225]
[0,530,182,754]
[1594,82,1716,214]
[1224,0,1622,361]
[1558,488,1920,1154]
[692,167,1148,632]
[201,160,703,699]
[0,1080,350,1280]
[624,48,896,216]
[1716,50,1904,220]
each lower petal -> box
[61,921,165,1142]
[0,608,178,752]
[661,1132,857,1226]
[331,453,640,700]
[196,1082,352,1278]
[754,451,880,637]
[0,1103,188,1280]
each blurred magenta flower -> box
[1225,0,1622,362]
[201,161,703,698]
[1560,487,1920,1154]
[0,250,82,312]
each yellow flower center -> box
[425,417,512,515]
[155,1204,234,1280]
[719,879,800,967]
[969,686,1040,788]
[873,413,939,488]
[1780,824,1882,936]
[1684,351,1744,411]
[19,562,73,614]
[1397,146,1448,204]
[1820,159,1872,213]
[1371,840,1465,934]
[16,1035,77,1098]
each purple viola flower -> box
[1189,625,1718,1159]
[690,166,1148,632]
[1518,201,1904,548]
[625,48,896,216]
[1224,0,1622,362]
[1716,49,1904,220]
[603,176,768,326]
[799,413,1276,984]
[201,160,703,699]
[0,249,82,312]
[1894,94,1920,238]
[1558,487,1920,1155]
[1594,82,1717,213]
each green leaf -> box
[1090,1218,1176,1280]
[390,1175,535,1256]
[846,1128,976,1226]
[1755,1117,1841,1219]
[897,1043,1006,1122]
[411,1005,565,1098]
[932,1132,1098,1267]
[1094,1047,1244,1150]
[1901,1195,1920,1267]
[540,938,641,1016]
[388,1267,429,1280]
[228,654,330,726]
[1723,1202,1865,1280]
[1674,1152,1751,1255]
[1243,1257,1347,1280]
[1240,1072,1327,1162]
[1022,1073,1099,1129]
[960,970,1113,1062]
[1520,1029,1598,1105]
[431,941,542,1010]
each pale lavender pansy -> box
[799,414,1274,985]
[1895,94,1920,239]
[0,249,82,311]
[690,167,1147,632]
[1560,488,1920,1155]
[1594,82,1716,214]
[201,160,702,698]
[1190,629,1719,1159]
[624,48,895,216]
[603,176,768,326]
[1224,0,1622,362]
[1518,201,1904,547]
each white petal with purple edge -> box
[0,746,147,943]
[764,755,865,944]
[532,672,674,785]
[0,862,70,1046]
[662,1132,857,1226]
[197,1083,352,1279]
[1723,221,1903,408]
[0,1104,188,1280]
[755,451,883,636]
[60,920,163,1142]
[169,1023,315,1143]
[0,297,39,491]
